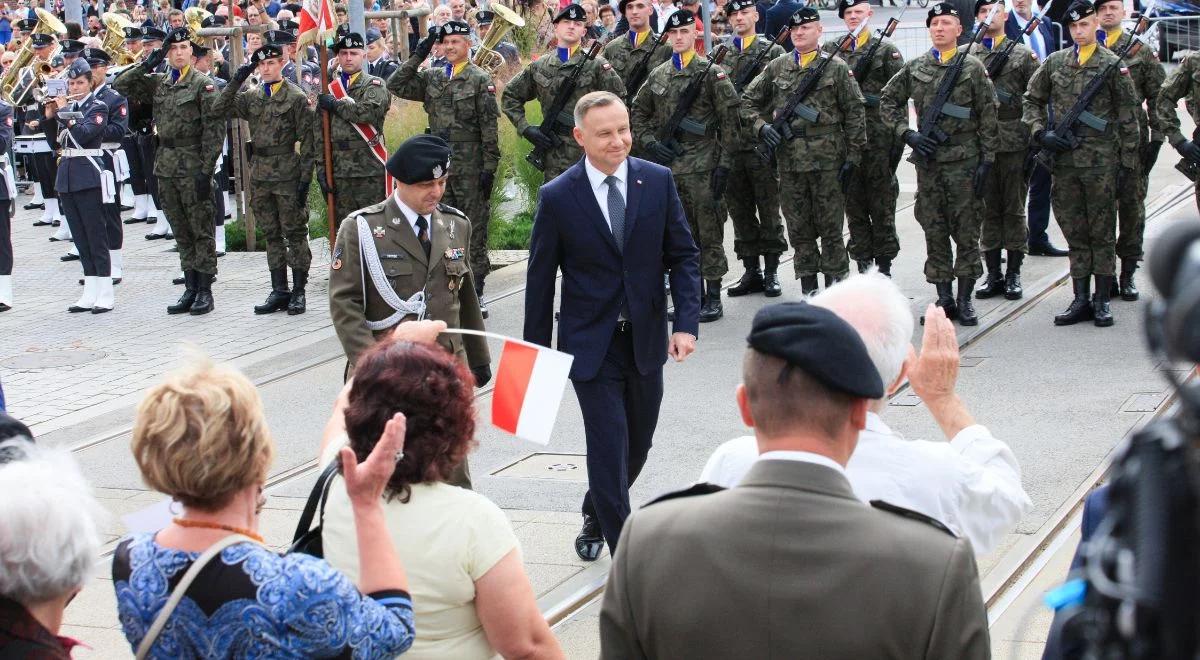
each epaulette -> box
[437,202,466,218]
[643,482,725,507]
[870,500,956,537]
[356,200,389,215]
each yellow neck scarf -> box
[1077,42,1097,65]
[679,50,696,67]
[798,49,817,67]
[1105,28,1122,48]
[936,47,956,64]
[856,29,870,49]
[452,60,469,76]
[635,28,651,46]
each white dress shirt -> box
[583,156,628,231]
[699,412,1032,555]
[757,450,847,476]
[1013,11,1048,60]
[391,191,427,240]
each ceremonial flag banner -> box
[299,0,334,37]
[491,339,574,445]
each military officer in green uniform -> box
[826,0,904,277]
[970,0,1037,302]
[114,27,224,316]
[503,3,626,181]
[1156,52,1200,214]
[329,135,490,489]
[603,0,671,101]
[315,32,392,233]
[211,43,317,316]
[389,21,501,316]
[1096,0,1165,302]
[1022,0,1139,327]
[722,0,786,298]
[633,9,740,322]
[881,2,999,325]
[744,8,866,296]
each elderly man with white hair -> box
[700,272,1031,555]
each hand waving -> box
[908,303,959,404]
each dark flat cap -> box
[727,0,757,12]
[123,26,141,39]
[926,1,959,25]
[553,3,587,22]
[251,42,284,63]
[838,0,869,17]
[476,9,495,23]
[332,31,365,51]
[666,8,695,29]
[366,26,382,43]
[789,7,820,26]
[439,20,470,39]
[28,33,55,48]
[747,302,884,399]
[386,134,452,184]
[66,57,91,79]
[141,26,167,41]
[264,28,296,44]
[974,0,999,13]
[82,46,112,65]
[1063,0,1095,23]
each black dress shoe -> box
[91,306,111,314]
[0,303,10,312]
[31,219,52,227]
[121,205,134,211]
[574,514,604,561]
[24,202,44,210]
[124,217,144,224]
[51,220,60,227]
[1029,241,1068,257]
[67,304,91,313]
[60,253,80,262]
[146,232,167,240]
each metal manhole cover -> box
[491,453,589,482]
[1,350,107,369]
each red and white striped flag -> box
[491,339,574,446]
[298,0,334,38]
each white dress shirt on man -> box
[584,156,628,231]
[699,412,1032,555]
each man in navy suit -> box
[1006,0,1068,256]
[525,90,702,559]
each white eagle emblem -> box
[432,163,444,178]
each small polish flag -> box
[491,339,574,446]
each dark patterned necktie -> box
[415,216,432,259]
[605,175,625,253]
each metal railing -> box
[1147,15,1200,62]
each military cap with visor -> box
[926,2,959,26]
[201,14,227,28]
[1062,0,1095,23]
[28,33,55,48]
[141,26,167,41]
[277,18,300,33]
[264,28,296,45]
[365,27,383,43]
[59,39,86,55]
[122,26,141,40]
[553,3,587,22]
[476,9,495,23]
[14,18,36,32]
[82,47,112,66]
[386,134,453,184]
[65,58,91,80]
[332,31,365,52]
[789,7,820,26]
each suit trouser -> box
[576,327,664,552]
[0,202,11,275]
[1026,161,1053,246]
[136,134,160,205]
[62,188,110,277]
[123,136,146,195]
[33,153,57,200]
[102,153,123,249]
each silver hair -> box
[574,90,626,127]
[811,270,915,394]
[0,440,105,604]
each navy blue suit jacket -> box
[524,157,701,382]
[766,0,803,51]
[1005,11,1060,57]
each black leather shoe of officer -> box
[123,216,143,224]
[800,274,819,296]
[190,273,215,315]
[255,268,291,314]
[475,275,489,319]
[1054,278,1093,326]
[24,202,44,210]
[168,271,198,314]
[976,250,1005,299]
[699,279,723,323]
[1029,241,1068,257]
[60,253,79,262]
[575,514,604,562]
[287,269,307,316]
[1093,275,1114,327]
[875,257,892,277]
[855,259,872,274]
[1004,251,1024,300]
[172,275,185,285]
[1118,258,1139,301]
[762,254,782,297]
[956,277,977,326]
[146,231,167,240]
[728,257,764,297]
[51,219,60,227]
[31,218,52,226]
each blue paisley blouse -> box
[112,533,415,659]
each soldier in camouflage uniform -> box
[503,3,626,181]
[881,2,999,326]
[826,0,904,276]
[743,8,866,295]
[604,0,671,103]
[1022,0,1139,327]
[1156,51,1200,214]
[1096,0,1165,302]
[633,9,740,322]
[315,32,392,233]
[114,27,224,316]
[389,21,501,316]
[970,0,1037,302]
[211,43,317,317]
[721,0,786,298]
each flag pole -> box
[319,38,337,252]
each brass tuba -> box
[184,7,214,47]
[101,12,138,65]
[472,2,524,73]
[0,7,66,104]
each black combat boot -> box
[762,254,782,297]
[800,275,819,296]
[190,272,214,315]
[956,277,978,326]
[1004,251,1024,300]
[856,258,873,274]
[935,282,957,319]
[475,273,489,319]
[1093,275,1114,327]
[823,273,844,289]
[167,270,197,315]
[1118,258,1139,301]
[254,268,291,314]
[875,257,892,277]
[699,279,723,322]
[976,250,1005,298]
[1054,278,1093,326]
[287,269,307,315]
[728,257,764,297]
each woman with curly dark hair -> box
[319,332,563,660]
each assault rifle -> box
[851,17,900,82]
[526,40,603,172]
[734,27,789,94]
[1176,127,1200,181]
[753,29,858,163]
[909,2,1000,165]
[624,30,670,106]
[649,45,729,165]
[985,3,1049,104]
[1027,4,1156,176]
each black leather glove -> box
[316,166,334,195]
[1141,139,1163,173]
[1175,139,1200,165]
[837,161,855,194]
[903,129,937,158]
[296,176,312,199]
[521,125,555,150]
[471,364,492,387]
[1036,129,1073,154]
[972,161,991,199]
[316,93,338,112]
[141,46,166,71]
[646,140,677,164]
[479,169,495,193]
[233,62,256,85]
[710,166,730,200]
[194,173,212,198]
[413,30,437,61]
[759,123,782,149]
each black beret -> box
[163,27,192,45]
[332,31,365,52]
[666,8,695,29]
[251,42,284,63]
[59,39,86,54]
[28,33,55,48]
[727,0,756,12]
[192,42,210,57]
[926,2,959,26]
[0,412,33,444]
[264,28,296,45]
[201,14,227,28]
[277,19,300,33]
[974,0,999,13]
[747,302,885,399]
[553,3,587,22]
[141,26,167,41]
[1093,0,1123,7]
[475,9,495,23]
[439,20,471,39]
[838,0,869,18]
[1063,0,1095,22]
[65,57,92,80]
[123,26,141,39]
[386,134,452,184]
[82,46,112,65]
[788,7,819,26]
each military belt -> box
[254,143,298,157]
[787,122,839,138]
[333,139,374,150]
[997,107,1022,120]
[862,93,881,108]
[159,135,201,148]
[61,148,103,157]
[101,142,122,151]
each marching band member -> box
[85,47,129,284]
[0,100,12,313]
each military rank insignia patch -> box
[373,226,386,238]
[371,78,383,86]
[94,114,103,124]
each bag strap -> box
[291,458,341,544]
[134,534,255,660]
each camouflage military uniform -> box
[723,35,786,265]
[502,47,626,181]
[1156,50,1200,213]
[742,50,867,282]
[210,78,316,272]
[389,56,501,279]
[114,65,224,277]
[603,29,672,101]
[881,50,998,285]
[824,32,905,271]
[321,70,391,229]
